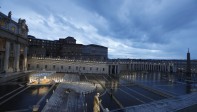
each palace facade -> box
[0,11,28,73]
[28,35,108,61]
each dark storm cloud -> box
[72,0,197,58]
[1,0,197,59]
[74,0,197,43]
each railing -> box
[100,103,109,112]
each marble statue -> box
[93,93,102,112]
[8,11,12,19]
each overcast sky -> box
[1,0,197,59]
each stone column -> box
[132,64,134,71]
[137,64,139,70]
[136,63,138,71]
[116,65,119,74]
[23,46,27,71]
[4,41,10,72]
[150,64,152,71]
[152,65,154,71]
[133,64,135,71]
[131,64,134,70]
[167,65,170,72]
[136,64,138,70]
[173,66,176,72]
[14,44,20,72]
[139,63,141,70]
[163,65,165,72]
[128,64,131,71]
[109,65,111,75]
[143,63,145,71]
[110,65,113,74]
[114,65,117,74]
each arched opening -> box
[0,52,4,72]
[19,54,24,71]
[0,39,5,73]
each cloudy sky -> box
[1,0,197,59]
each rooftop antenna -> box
[188,48,190,53]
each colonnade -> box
[129,63,176,72]
[108,62,177,75]
[1,39,27,73]
[108,65,119,75]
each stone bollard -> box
[46,99,49,103]
[32,105,40,112]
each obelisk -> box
[186,49,191,84]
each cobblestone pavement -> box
[42,84,86,112]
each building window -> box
[69,66,71,69]
[37,64,39,68]
[90,67,92,71]
[61,66,63,69]
[28,64,30,68]
[11,26,15,32]
[96,68,98,71]
[103,68,105,71]
[83,67,85,70]
[76,66,78,70]
[53,65,55,69]
[45,65,47,69]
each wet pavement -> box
[42,84,85,112]
[121,72,197,95]
[0,86,51,112]
[0,72,54,112]
[83,72,197,112]
[0,72,196,112]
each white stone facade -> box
[27,57,108,74]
